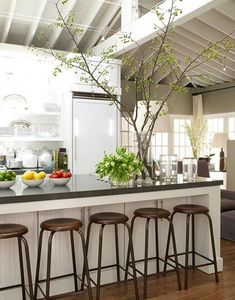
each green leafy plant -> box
[96,147,143,184]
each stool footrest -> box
[128,255,179,276]
[88,263,137,287]
[166,251,216,269]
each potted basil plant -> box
[96,147,143,186]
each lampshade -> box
[134,101,171,133]
[211,133,228,149]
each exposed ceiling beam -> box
[181,19,235,57]
[48,0,77,48]
[81,3,120,51]
[1,0,16,43]
[197,9,235,39]
[121,0,139,30]
[24,0,48,46]
[193,80,235,94]
[67,0,105,51]
[176,26,235,66]
[215,0,235,20]
[92,0,229,57]
[175,51,224,84]
[171,35,235,80]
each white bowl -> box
[50,177,71,186]
[22,178,44,187]
[0,180,15,189]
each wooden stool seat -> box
[0,223,28,239]
[90,212,129,225]
[40,218,82,232]
[174,204,209,214]
[134,207,170,219]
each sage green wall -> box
[202,87,235,114]
[121,81,193,115]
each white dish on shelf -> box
[1,94,28,110]
[0,180,15,189]
[50,177,71,186]
[22,178,45,187]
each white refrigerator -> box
[72,96,119,175]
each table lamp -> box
[211,133,228,171]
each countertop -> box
[0,174,223,205]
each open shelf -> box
[0,136,63,142]
[3,111,61,116]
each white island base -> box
[0,182,222,299]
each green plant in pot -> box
[96,147,143,185]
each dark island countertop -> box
[0,174,223,205]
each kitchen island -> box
[0,175,222,299]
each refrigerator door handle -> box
[74,136,78,162]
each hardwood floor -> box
[49,239,235,300]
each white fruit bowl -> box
[0,180,15,189]
[50,177,71,186]
[22,178,45,188]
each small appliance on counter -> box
[21,149,37,168]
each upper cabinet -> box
[70,58,121,95]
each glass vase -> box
[183,157,197,182]
[159,154,178,182]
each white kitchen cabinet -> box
[72,98,119,175]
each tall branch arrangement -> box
[33,0,234,178]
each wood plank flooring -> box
[49,239,235,300]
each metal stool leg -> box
[155,219,160,273]
[34,229,44,300]
[167,219,182,290]
[81,222,92,291]
[20,236,34,300]
[45,231,55,300]
[114,224,120,282]
[143,218,150,299]
[76,229,93,300]
[96,224,105,300]
[70,230,78,292]
[124,216,136,281]
[163,212,176,274]
[18,237,26,300]
[192,214,195,267]
[184,214,190,290]
[205,213,219,283]
[124,223,139,300]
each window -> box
[228,117,235,139]
[121,116,169,159]
[205,118,224,168]
[120,116,136,153]
[173,118,192,159]
[152,133,168,160]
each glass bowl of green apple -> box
[0,171,16,189]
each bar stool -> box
[164,204,219,289]
[0,223,33,300]
[81,212,139,300]
[125,208,182,299]
[34,218,92,300]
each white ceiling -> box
[0,0,235,87]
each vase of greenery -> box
[96,147,143,186]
